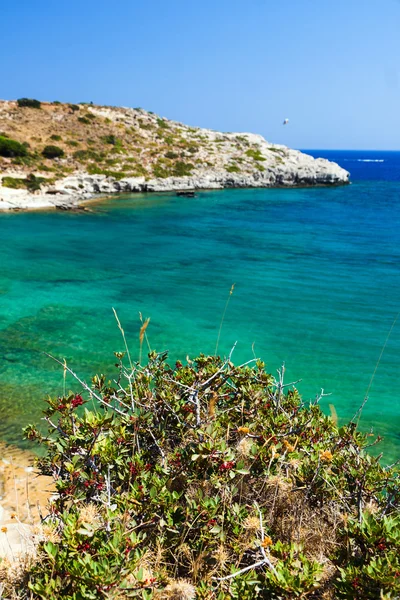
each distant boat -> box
[176,190,196,198]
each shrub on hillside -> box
[0,135,28,158]
[157,118,169,129]
[245,148,266,162]
[6,348,398,600]
[2,176,27,189]
[103,134,118,145]
[165,151,179,159]
[25,173,49,191]
[173,161,194,176]
[17,97,41,109]
[73,149,104,162]
[153,163,171,178]
[42,145,64,159]
[2,173,49,191]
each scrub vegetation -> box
[2,343,400,599]
[0,100,280,186]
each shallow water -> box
[1,151,400,459]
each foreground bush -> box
[8,352,400,599]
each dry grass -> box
[239,471,343,568]
[0,100,274,184]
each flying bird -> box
[283,118,289,125]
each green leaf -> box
[77,524,95,537]
[44,541,58,559]
[209,525,222,534]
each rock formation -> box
[0,101,349,210]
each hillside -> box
[0,99,349,210]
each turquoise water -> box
[1,152,400,459]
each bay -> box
[1,150,399,459]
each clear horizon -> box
[1,0,400,150]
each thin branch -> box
[44,353,125,416]
[215,284,235,355]
[147,429,166,467]
[352,312,399,425]
[214,559,267,581]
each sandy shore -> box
[0,443,52,559]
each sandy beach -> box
[0,443,52,559]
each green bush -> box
[37,163,56,172]
[68,104,80,112]
[164,151,178,159]
[0,135,28,157]
[173,161,194,176]
[245,148,266,162]
[16,350,400,600]
[162,136,175,146]
[86,165,130,180]
[226,165,241,173]
[78,116,91,125]
[153,163,171,178]
[2,173,49,191]
[138,120,154,130]
[2,176,26,189]
[157,118,169,129]
[25,173,49,191]
[50,134,62,141]
[42,145,64,159]
[73,149,104,162]
[103,134,118,145]
[17,97,41,108]
[12,155,36,167]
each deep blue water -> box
[304,149,400,182]
[1,149,400,459]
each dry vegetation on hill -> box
[0,99,283,186]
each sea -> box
[0,149,399,460]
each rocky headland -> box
[0,100,349,211]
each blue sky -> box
[1,0,399,149]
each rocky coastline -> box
[0,154,349,211]
[0,100,349,211]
